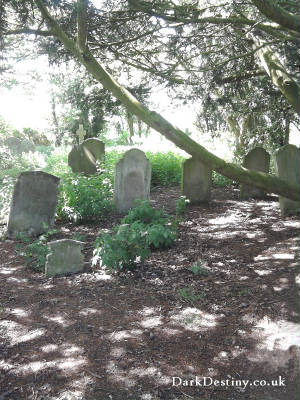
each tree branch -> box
[217,70,267,84]
[251,0,300,33]
[77,0,88,51]
[33,0,300,201]
[3,28,53,36]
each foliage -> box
[94,200,178,271]
[212,171,233,187]
[147,152,184,187]
[93,222,151,271]
[15,228,58,272]
[56,172,114,223]
[178,287,205,302]
[189,262,209,277]
[122,199,168,225]
[175,196,189,216]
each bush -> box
[121,199,168,225]
[146,151,185,187]
[212,171,233,187]
[56,172,114,223]
[122,200,177,249]
[93,222,150,271]
[93,201,178,271]
[15,228,58,272]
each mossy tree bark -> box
[34,0,300,202]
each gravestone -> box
[4,137,35,154]
[45,239,85,277]
[181,158,212,204]
[114,148,151,213]
[275,144,300,216]
[68,138,105,175]
[6,171,60,238]
[240,147,270,199]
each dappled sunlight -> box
[0,267,19,275]
[0,320,45,345]
[6,276,28,283]
[10,308,30,318]
[44,313,73,327]
[140,316,163,328]
[170,307,218,332]
[254,269,272,276]
[78,307,102,316]
[247,318,300,375]
[108,329,143,342]
[253,318,300,351]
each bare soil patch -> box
[0,186,299,400]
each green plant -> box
[121,199,168,225]
[93,201,178,271]
[238,288,251,296]
[72,232,86,241]
[178,287,205,302]
[147,223,177,249]
[212,171,233,187]
[56,172,114,223]
[16,228,58,272]
[146,152,185,187]
[122,200,177,249]
[93,222,150,271]
[189,261,209,276]
[175,196,189,217]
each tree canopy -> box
[0,0,299,201]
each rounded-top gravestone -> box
[68,138,105,175]
[275,144,300,216]
[240,147,270,199]
[6,171,60,238]
[114,148,151,213]
[181,158,212,204]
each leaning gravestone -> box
[68,138,105,175]
[275,144,300,216]
[6,171,60,238]
[181,158,212,204]
[114,149,151,213]
[240,147,270,199]
[45,239,85,277]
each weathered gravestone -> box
[4,137,35,154]
[45,239,85,277]
[275,144,300,216]
[68,138,105,175]
[7,171,60,238]
[181,158,212,203]
[240,147,270,199]
[114,148,151,213]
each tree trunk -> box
[126,109,134,144]
[34,0,300,202]
[254,41,300,115]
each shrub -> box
[121,199,168,225]
[93,201,178,271]
[146,151,185,187]
[93,222,150,271]
[212,171,233,187]
[56,172,114,223]
[15,228,58,272]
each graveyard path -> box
[0,186,299,400]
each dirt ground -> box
[0,186,299,400]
